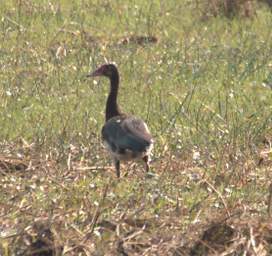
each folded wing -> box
[102,116,153,155]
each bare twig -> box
[203,179,231,217]
[82,183,109,241]
[268,183,272,217]
[249,226,258,256]
[67,153,72,171]
[74,166,112,171]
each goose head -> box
[87,64,118,79]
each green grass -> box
[1,1,272,255]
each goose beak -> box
[86,71,97,77]
[86,67,103,78]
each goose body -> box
[87,64,153,177]
[102,115,153,161]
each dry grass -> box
[205,0,255,18]
[1,139,272,255]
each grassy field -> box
[1,0,272,255]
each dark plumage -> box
[87,64,153,178]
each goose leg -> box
[143,156,150,173]
[114,158,120,178]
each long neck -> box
[105,72,121,121]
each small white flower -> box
[193,151,200,161]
